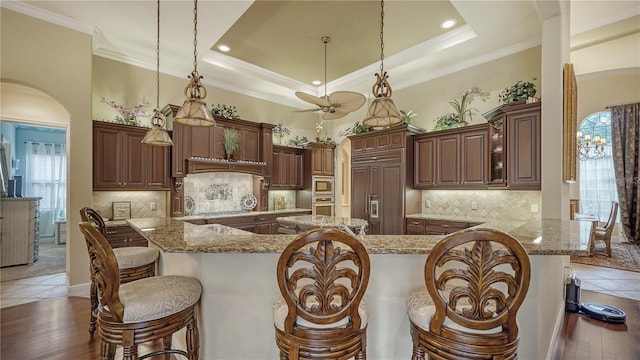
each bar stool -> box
[273,228,370,359]
[407,228,531,360]
[590,201,618,257]
[79,207,160,338]
[79,221,201,359]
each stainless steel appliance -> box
[312,196,335,217]
[312,176,334,196]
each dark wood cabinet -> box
[350,124,422,235]
[404,217,481,235]
[271,145,304,190]
[306,142,335,176]
[93,122,170,190]
[186,210,311,234]
[105,224,148,248]
[414,124,488,189]
[486,102,541,190]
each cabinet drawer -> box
[352,149,403,164]
[106,225,148,248]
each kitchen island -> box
[127,216,593,359]
[276,214,368,234]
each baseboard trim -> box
[547,302,567,360]
[68,282,90,298]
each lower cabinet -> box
[405,218,482,235]
[105,224,148,248]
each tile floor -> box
[1,263,638,309]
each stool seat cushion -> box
[116,275,202,323]
[273,297,368,331]
[406,289,501,335]
[113,247,159,269]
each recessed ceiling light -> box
[312,80,322,86]
[217,44,230,52]
[440,19,457,29]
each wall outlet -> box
[531,204,538,213]
[150,202,157,210]
[424,200,431,208]
[471,201,477,210]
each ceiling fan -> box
[295,36,366,120]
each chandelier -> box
[362,0,402,128]
[576,131,606,160]
[142,0,173,146]
[174,0,215,127]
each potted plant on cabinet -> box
[222,128,240,160]
[498,79,537,104]
[433,87,490,131]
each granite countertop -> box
[277,215,368,229]
[128,215,593,256]
[176,208,311,221]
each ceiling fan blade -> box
[327,91,366,113]
[295,91,330,108]
[323,109,348,120]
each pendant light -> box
[142,0,174,146]
[362,0,402,128]
[174,0,215,127]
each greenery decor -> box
[273,123,291,145]
[338,121,373,137]
[211,104,240,119]
[433,87,490,131]
[289,136,310,148]
[315,137,336,146]
[400,110,417,124]
[499,79,537,104]
[222,127,240,158]
[101,98,149,126]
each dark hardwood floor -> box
[0,297,173,359]
[1,291,638,359]
[558,290,640,360]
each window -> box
[578,112,618,222]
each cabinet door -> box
[351,166,369,221]
[435,134,459,187]
[414,137,436,188]
[406,218,426,235]
[190,125,215,158]
[147,145,170,189]
[93,126,122,189]
[460,129,488,186]
[508,110,541,189]
[311,147,324,175]
[271,152,283,188]
[379,163,404,235]
[171,122,187,177]
[240,128,260,162]
[122,131,147,189]
[293,152,304,188]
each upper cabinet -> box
[93,121,170,190]
[486,102,541,190]
[414,124,488,189]
[306,142,335,176]
[271,145,304,190]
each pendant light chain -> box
[192,0,198,72]
[155,0,161,110]
[323,36,329,99]
[379,0,385,74]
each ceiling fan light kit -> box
[175,0,216,127]
[362,0,402,128]
[142,0,173,146]
[295,36,366,121]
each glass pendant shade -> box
[142,109,174,146]
[363,96,402,127]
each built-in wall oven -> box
[312,196,335,216]
[312,176,334,196]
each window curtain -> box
[579,143,618,222]
[24,142,67,238]
[610,103,639,243]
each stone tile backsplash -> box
[184,173,254,214]
[267,190,297,210]
[421,190,541,221]
[92,191,167,220]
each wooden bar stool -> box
[407,228,531,360]
[273,228,370,359]
[79,222,201,359]
[79,207,160,338]
[590,201,618,257]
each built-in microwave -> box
[312,176,334,196]
[312,196,335,217]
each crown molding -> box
[571,5,640,35]
[1,0,95,35]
